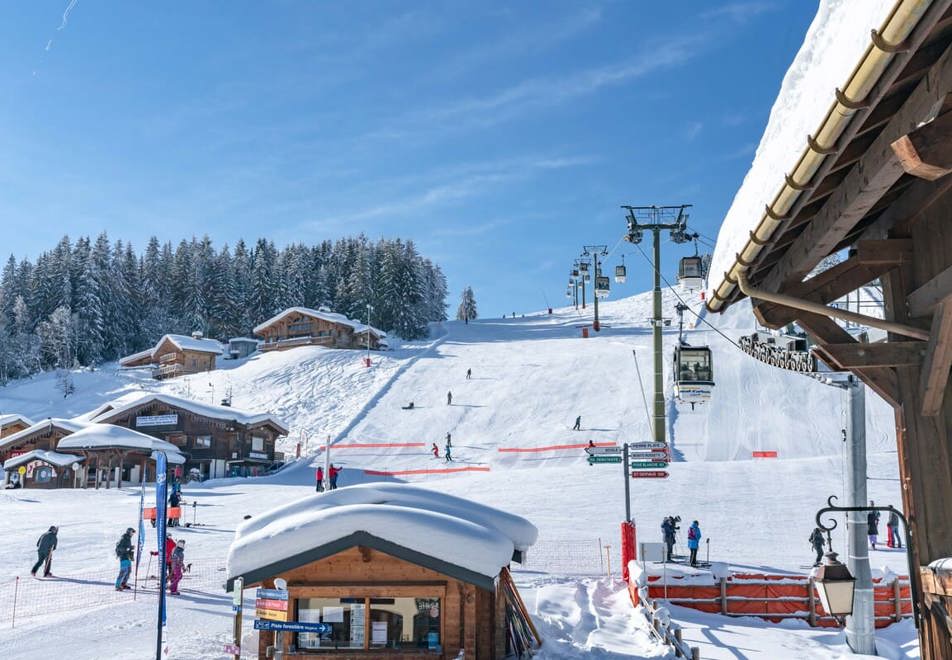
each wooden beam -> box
[892,110,952,180]
[762,43,952,294]
[854,238,914,264]
[909,263,952,317]
[813,342,926,369]
[920,297,952,416]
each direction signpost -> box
[254,620,333,634]
[630,461,668,469]
[628,441,667,450]
[583,442,672,521]
[585,446,622,456]
[587,455,622,465]
[630,470,669,479]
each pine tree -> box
[457,287,478,323]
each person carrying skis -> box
[868,501,881,549]
[315,466,324,492]
[431,443,439,458]
[115,527,135,591]
[573,416,581,431]
[169,540,186,595]
[168,489,181,527]
[809,527,826,566]
[687,520,702,567]
[329,464,341,490]
[661,517,675,562]
[31,525,58,577]
[447,391,453,405]
[887,509,902,549]
[466,368,472,380]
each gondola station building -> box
[226,483,540,659]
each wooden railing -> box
[259,336,333,351]
[153,363,184,378]
[630,578,700,659]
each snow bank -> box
[234,482,539,551]
[3,449,83,469]
[709,0,894,295]
[227,503,515,580]
[91,393,288,434]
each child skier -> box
[315,466,324,492]
[115,527,135,591]
[31,525,58,577]
[809,527,826,566]
[445,443,453,462]
[169,540,186,595]
[687,521,702,567]
[431,443,439,458]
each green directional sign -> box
[588,456,623,464]
[630,461,669,469]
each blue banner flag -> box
[155,451,168,627]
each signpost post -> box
[227,576,243,660]
[257,585,291,659]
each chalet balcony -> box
[153,363,185,379]
[259,336,333,351]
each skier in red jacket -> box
[329,464,341,490]
[315,466,324,492]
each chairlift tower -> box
[582,245,609,331]
[621,204,693,445]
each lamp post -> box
[815,495,920,629]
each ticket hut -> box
[226,483,540,659]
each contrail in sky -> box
[58,0,79,31]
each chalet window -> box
[194,435,212,448]
[251,436,264,452]
[370,597,441,649]
[287,321,311,335]
[159,352,177,364]
[296,597,365,650]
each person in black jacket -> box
[867,501,881,550]
[169,490,181,527]
[809,527,825,566]
[114,528,136,591]
[31,526,58,577]
[661,517,676,562]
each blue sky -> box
[0,1,815,316]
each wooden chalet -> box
[0,418,89,466]
[0,414,34,439]
[2,450,83,489]
[707,2,952,655]
[119,332,223,379]
[254,307,387,353]
[226,484,539,659]
[90,393,288,480]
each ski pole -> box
[11,576,18,629]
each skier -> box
[31,525,58,577]
[115,527,135,591]
[329,464,341,490]
[169,540,186,595]
[402,401,415,410]
[447,391,453,405]
[165,532,177,573]
[867,501,881,550]
[887,510,902,549]
[687,520,702,567]
[809,527,826,566]
[168,489,181,527]
[431,443,439,458]
[446,432,452,447]
[445,443,453,462]
[661,517,675,562]
[573,416,582,431]
[315,466,324,492]
[466,368,472,380]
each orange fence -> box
[363,466,491,476]
[318,442,427,451]
[629,572,912,628]
[752,451,778,458]
[497,442,617,453]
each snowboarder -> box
[809,527,826,566]
[115,527,135,591]
[329,464,341,490]
[447,391,453,405]
[867,501,881,550]
[431,443,440,458]
[687,520,702,567]
[572,416,581,431]
[31,525,58,577]
[466,368,472,380]
[445,443,453,462]
[887,510,902,549]
[661,517,676,562]
[168,489,181,527]
[315,466,324,492]
[402,402,415,410]
[169,540,186,595]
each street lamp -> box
[814,547,856,619]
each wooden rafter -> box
[909,263,952,317]
[813,342,926,369]
[892,110,952,180]
[920,297,952,416]
[761,43,952,294]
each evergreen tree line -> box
[0,234,447,383]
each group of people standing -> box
[808,500,904,566]
[431,432,453,462]
[314,464,342,492]
[661,516,703,567]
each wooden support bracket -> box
[891,110,952,181]
[909,263,952,318]
[919,296,952,416]
[814,341,926,369]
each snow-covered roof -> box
[3,449,83,470]
[709,0,896,308]
[0,418,92,451]
[227,483,537,588]
[118,348,155,367]
[160,334,223,355]
[0,414,35,429]
[228,337,260,344]
[90,393,289,435]
[253,307,386,338]
[57,423,182,456]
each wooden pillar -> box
[463,583,477,658]
[494,580,507,658]
[94,454,101,490]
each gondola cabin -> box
[673,344,714,406]
[678,256,704,292]
[614,264,627,283]
[594,275,610,298]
